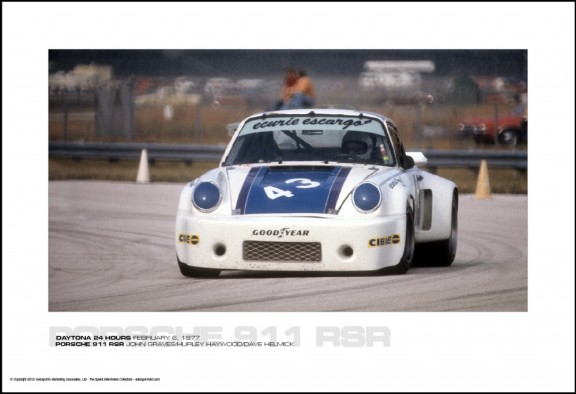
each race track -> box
[49,181,527,312]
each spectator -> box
[512,94,526,115]
[270,67,299,110]
[281,69,316,109]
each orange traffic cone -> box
[474,159,491,199]
[136,149,150,183]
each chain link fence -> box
[49,75,527,149]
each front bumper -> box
[175,214,407,272]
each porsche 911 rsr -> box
[175,109,458,277]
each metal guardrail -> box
[49,142,527,170]
[421,149,527,171]
[49,142,227,162]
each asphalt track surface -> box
[49,181,527,312]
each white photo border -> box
[3,2,575,392]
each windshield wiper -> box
[281,130,326,160]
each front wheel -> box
[387,206,415,275]
[498,129,519,145]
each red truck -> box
[458,113,527,145]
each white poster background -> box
[3,2,574,392]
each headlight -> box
[192,182,222,212]
[477,123,486,131]
[352,183,382,213]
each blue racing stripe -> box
[324,167,351,213]
[235,167,262,214]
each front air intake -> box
[243,241,321,262]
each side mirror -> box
[406,152,428,166]
[403,155,415,170]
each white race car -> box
[176,109,458,277]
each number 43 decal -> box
[264,178,320,200]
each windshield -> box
[223,114,396,166]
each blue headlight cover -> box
[192,182,222,211]
[353,183,382,212]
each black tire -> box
[387,205,415,274]
[414,191,458,266]
[498,129,519,145]
[177,258,221,278]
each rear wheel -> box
[414,191,458,266]
[177,258,221,278]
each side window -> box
[386,122,406,166]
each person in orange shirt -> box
[280,68,316,110]
[270,67,299,110]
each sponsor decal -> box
[251,117,374,131]
[388,177,404,189]
[252,118,300,130]
[368,234,400,247]
[252,228,310,238]
[178,234,200,245]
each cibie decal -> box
[252,228,310,239]
[178,234,200,245]
[368,234,400,247]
